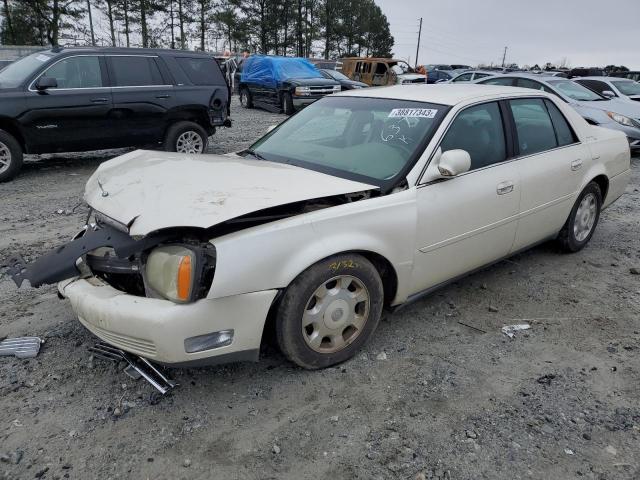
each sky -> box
[375,0,640,70]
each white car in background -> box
[448,70,495,83]
[10,85,631,370]
[574,76,640,103]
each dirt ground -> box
[1,97,639,480]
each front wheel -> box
[164,121,208,154]
[557,182,602,252]
[0,129,23,183]
[275,254,384,369]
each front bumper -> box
[292,95,323,108]
[59,277,278,366]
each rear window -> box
[176,57,223,85]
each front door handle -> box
[571,159,583,170]
[496,181,514,195]
[155,94,171,99]
[91,98,108,103]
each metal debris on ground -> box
[501,323,531,338]
[0,337,43,358]
[88,342,177,395]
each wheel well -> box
[0,118,26,151]
[165,110,212,137]
[591,174,609,201]
[259,250,399,349]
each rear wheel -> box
[282,92,295,115]
[164,121,208,154]
[557,182,602,252]
[276,254,384,369]
[240,88,253,108]
[0,129,23,183]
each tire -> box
[276,253,384,369]
[0,129,23,183]
[282,92,295,115]
[164,121,208,154]
[557,182,602,253]
[239,87,253,108]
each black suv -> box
[0,47,231,182]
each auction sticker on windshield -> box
[388,108,438,119]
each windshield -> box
[326,69,349,81]
[547,79,604,101]
[0,51,52,88]
[275,60,321,80]
[612,81,640,96]
[249,96,447,188]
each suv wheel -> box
[240,88,253,108]
[275,254,384,369]
[0,129,24,183]
[557,182,602,252]
[282,92,295,115]
[164,121,208,154]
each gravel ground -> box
[1,97,639,480]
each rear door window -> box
[544,99,578,146]
[509,98,557,155]
[440,101,507,170]
[109,56,164,86]
[452,73,472,82]
[516,78,554,93]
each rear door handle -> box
[571,159,583,170]
[496,181,514,195]
[91,98,108,103]
[155,94,171,99]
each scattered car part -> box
[89,342,177,394]
[501,324,531,339]
[0,337,42,358]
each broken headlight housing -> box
[144,244,216,304]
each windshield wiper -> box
[241,148,267,161]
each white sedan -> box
[9,85,631,369]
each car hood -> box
[84,150,377,236]
[574,98,640,120]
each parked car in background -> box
[476,74,640,149]
[340,57,427,86]
[450,64,471,70]
[575,77,640,103]
[426,69,452,84]
[448,70,494,83]
[425,64,452,71]
[239,55,340,115]
[0,46,231,182]
[11,85,630,370]
[610,71,640,82]
[568,67,604,78]
[319,69,368,90]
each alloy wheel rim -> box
[302,275,370,354]
[176,131,204,154]
[0,141,11,174]
[573,193,597,242]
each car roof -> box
[577,76,633,82]
[483,73,565,82]
[335,84,547,106]
[42,46,215,57]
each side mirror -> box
[601,90,615,99]
[438,149,471,177]
[35,76,57,91]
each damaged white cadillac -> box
[8,85,630,370]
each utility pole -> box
[415,17,423,68]
[86,0,96,46]
[501,46,508,68]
